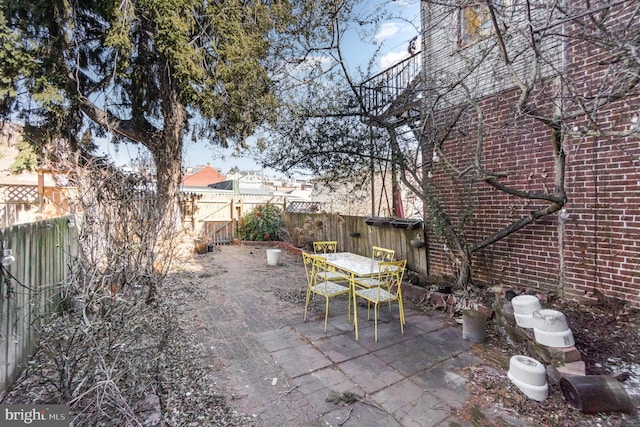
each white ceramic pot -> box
[508,355,547,386]
[511,295,541,315]
[511,295,541,328]
[532,309,569,332]
[533,328,575,348]
[514,313,534,329]
[508,371,549,401]
[266,249,282,266]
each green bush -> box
[10,140,38,173]
[238,202,284,241]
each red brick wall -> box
[561,1,640,306]
[423,3,640,307]
[425,88,562,295]
[562,130,640,306]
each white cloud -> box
[379,36,421,70]
[308,55,333,71]
[375,22,400,42]
[380,50,409,69]
[286,55,334,75]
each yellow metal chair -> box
[302,250,317,288]
[354,260,406,342]
[303,253,351,333]
[313,241,339,254]
[353,254,400,315]
[302,251,321,305]
[312,241,349,283]
[372,246,395,262]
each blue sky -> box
[101,0,421,175]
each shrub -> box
[10,140,38,173]
[238,202,284,241]
[290,213,345,249]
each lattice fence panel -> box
[0,185,38,204]
[286,201,326,213]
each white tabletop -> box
[316,252,381,277]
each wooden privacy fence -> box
[0,216,77,393]
[189,193,297,248]
[0,184,76,227]
[284,211,428,278]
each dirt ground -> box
[446,293,640,426]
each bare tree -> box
[261,0,639,296]
[258,0,420,219]
[387,0,640,289]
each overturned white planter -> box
[533,309,575,347]
[508,355,547,386]
[507,355,548,401]
[511,295,541,329]
[266,249,282,266]
[508,372,549,402]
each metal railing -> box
[359,51,422,118]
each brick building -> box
[181,164,226,188]
[410,1,639,307]
[423,2,640,306]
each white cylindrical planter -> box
[533,309,569,332]
[266,249,282,266]
[508,372,549,402]
[533,328,575,347]
[511,295,541,329]
[533,309,575,347]
[508,355,548,401]
[508,355,547,386]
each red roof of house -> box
[182,165,226,187]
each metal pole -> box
[369,125,375,216]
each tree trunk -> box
[154,133,183,216]
[152,140,183,228]
[149,89,185,243]
[455,257,470,288]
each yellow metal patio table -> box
[314,252,383,340]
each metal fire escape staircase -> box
[358,52,424,219]
[359,51,423,130]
